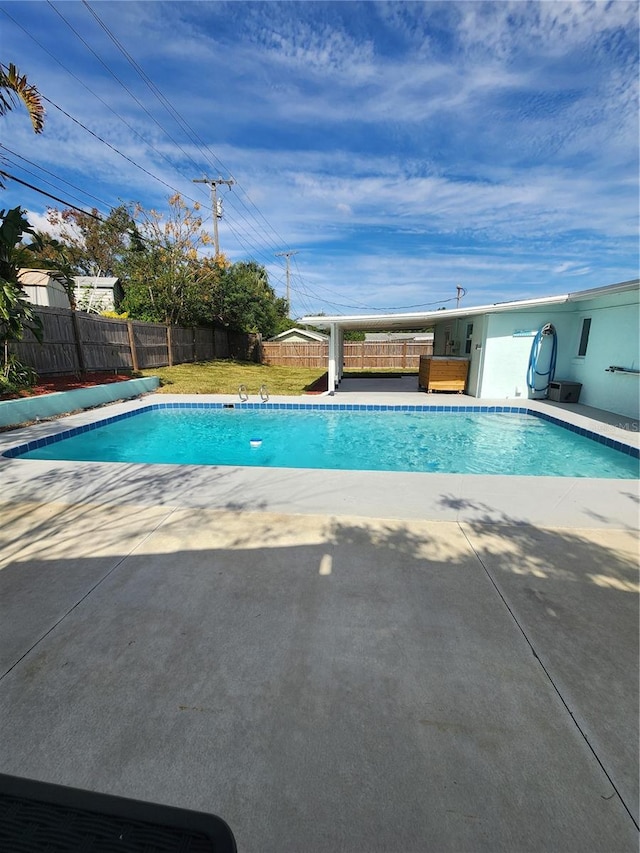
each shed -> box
[73,276,123,314]
[19,269,70,309]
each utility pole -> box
[456,285,467,308]
[275,250,299,312]
[193,176,235,256]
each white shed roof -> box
[74,276,120,289]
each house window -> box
[465,323,473,355]
[578,318,591,357]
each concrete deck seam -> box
[0,506,180,684]
[457,521,640,832]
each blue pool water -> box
[10,406,638,478]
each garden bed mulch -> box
[0,373,134,401]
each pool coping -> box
[1,393,638,529]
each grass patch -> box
[139,360,327,395]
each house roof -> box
[270,327,329,341]
[300,279,639,332]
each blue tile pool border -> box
[2,401,638,461]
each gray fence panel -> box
[195,327,214,361]
[133,322,169,368]
[171,326,194,364]
[76,314,132,371]
[10,307,254,374]
[12,306,79,375]
[214,327,229,359]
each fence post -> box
[402,341,407,369]
[361,341,365,369]
[166,325,173,367]
[127,321,139,371]
[192,327,197,362]
[70,310,87,375]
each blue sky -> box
[1,1,638,318]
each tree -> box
[116,193,289,336]
[0,208,44,387]
[118,194,218,326]
[1,63,44,189]
[41,205,134,277]
[216,261,289,338]
[0,62,44,132]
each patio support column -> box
[328,323,338,395]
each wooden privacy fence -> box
[262,340,433,370]
[12,306,258,375]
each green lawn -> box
[139,360,327,395]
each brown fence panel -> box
[195,327,214,361]
[343,341,432,369]
[171,326,195,365]
[133,322,169,368]
[405,342,433,365]
[262,340,432,369]
[262,342,328,367]
[12,306,80,375]
[76,313,132,371]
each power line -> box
[2,2,298,272]
[2,157,106,214]
[0,172,102,219]
[2,3,322,297]
[274,250,299,309]
[47,0,209,184]
[42,96,201,203]
[0,145,113,211]
[193,176,235,256]
[0,6,206,205]
[79,0,295,256]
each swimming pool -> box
[5,403,638,478]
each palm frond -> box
[0,63,45,133]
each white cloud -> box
[1,0,636,319]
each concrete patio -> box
[0,386,638,851]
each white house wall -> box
[465,315,486,397]
[480,309,574,400]
[439,286,638,419]
[561,288,639,420]
[432,314,486,397]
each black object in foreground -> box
[0,773,237,852]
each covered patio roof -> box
[299,292,568,392]
[299,294,563,332]
[299,279,639,391]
